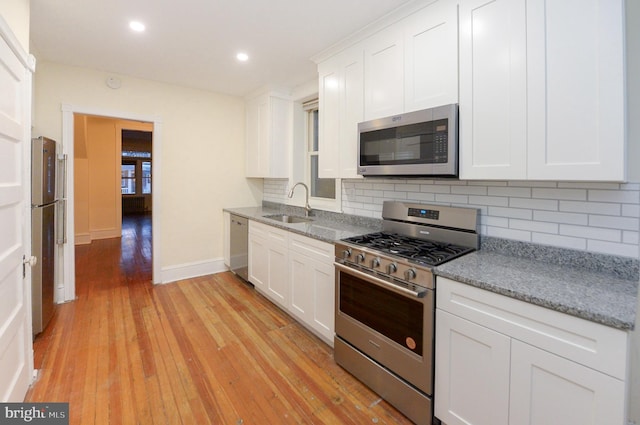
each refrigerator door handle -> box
[56,199,67,245]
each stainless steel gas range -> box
[334,201,479,425]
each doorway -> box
[60,106,163,303]
[73,116,154,285]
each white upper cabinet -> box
[317,0,458,178]
[404,0,459,112]
[459,0,528,180]
[460,0,626,181]
[245,91,293,178]
[526,0,625,180]
[364,0,459,121]
[318,46,364,179]
[363,26,405,120]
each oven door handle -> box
[334,262,428,298]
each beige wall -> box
[0,0,29,52]
[33,60,262,269]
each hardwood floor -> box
[26,214,412,424]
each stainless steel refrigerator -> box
[31,136,65,335]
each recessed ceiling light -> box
[129,21,146,32]
[236,52,249,62]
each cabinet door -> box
[318,58,342,179]
[404,0,458,112]
[435,309,510,425]
[459,0,527,180]
[526,0,625,181]
[318,48,364,180]
[339,50,364,179]
[510,340,626,425]
[266,233,288,308]
[310,258,334,343]
[248,233,268,291]
[245,95,269,177]
[364,26,404,120]
[289,251,313,322]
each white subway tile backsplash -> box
[623,231,639,245]
[589,189,640,204]
[533,210,589,225]
[488,206,533,220]
[510,219,558,234]
[487,186,532,198]
[532,188,587,201]
[451,185,488,195]
[587,240,639,258]
[420,184,451,194]
[487,226,531,242]
[262,178,640,258]
[560,224,621,242]
[408,192,436,202]
[559,201,621,216]
[589,215,639,231]
[623,204,640,218]
[509,197,559,211]
[394,183,421,192]
[532,233,586,250]
[435,194,469,204]
[468,195,509,207]
[482,216,509,228]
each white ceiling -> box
[30,0,411,97]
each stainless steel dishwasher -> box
[229,214,249,282]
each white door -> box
[0,23,35,401]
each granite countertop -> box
[435,251,639,330]
[225,204,638,331]
[224,206,381,244]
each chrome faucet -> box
[288,182,312,217]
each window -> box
[142,161,152,194]
[121,163,136,194]
[304,100,341,210]
[121,153,152,196]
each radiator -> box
[122,196,145,213]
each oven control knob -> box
[405,268,417,280]
[342,249,352,259]
[387,263,398,274]
[371,257,381,268]
[355,253,366,264]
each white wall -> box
[32,61,263,277]
[0,0,29,52]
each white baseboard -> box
[91,228,120,240]
[160,257,228,284]
[75,233,91,245]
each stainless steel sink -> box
[263,214,313,224]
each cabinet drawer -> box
[436,277,628,379]
[249,220,288,245]
[289,233,333,262]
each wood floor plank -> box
[26,214,413,425]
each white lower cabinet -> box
[288,234,335,345]
[248,220,335,346]
[436,310,510,425]
[509,340,625,425]
[435,277,628,425]
[248,221,288,309]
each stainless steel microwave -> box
[358,104,458,177]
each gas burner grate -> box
[342,232,473,266]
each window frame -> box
[304,101,341,212]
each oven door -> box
[334,262,434,395]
